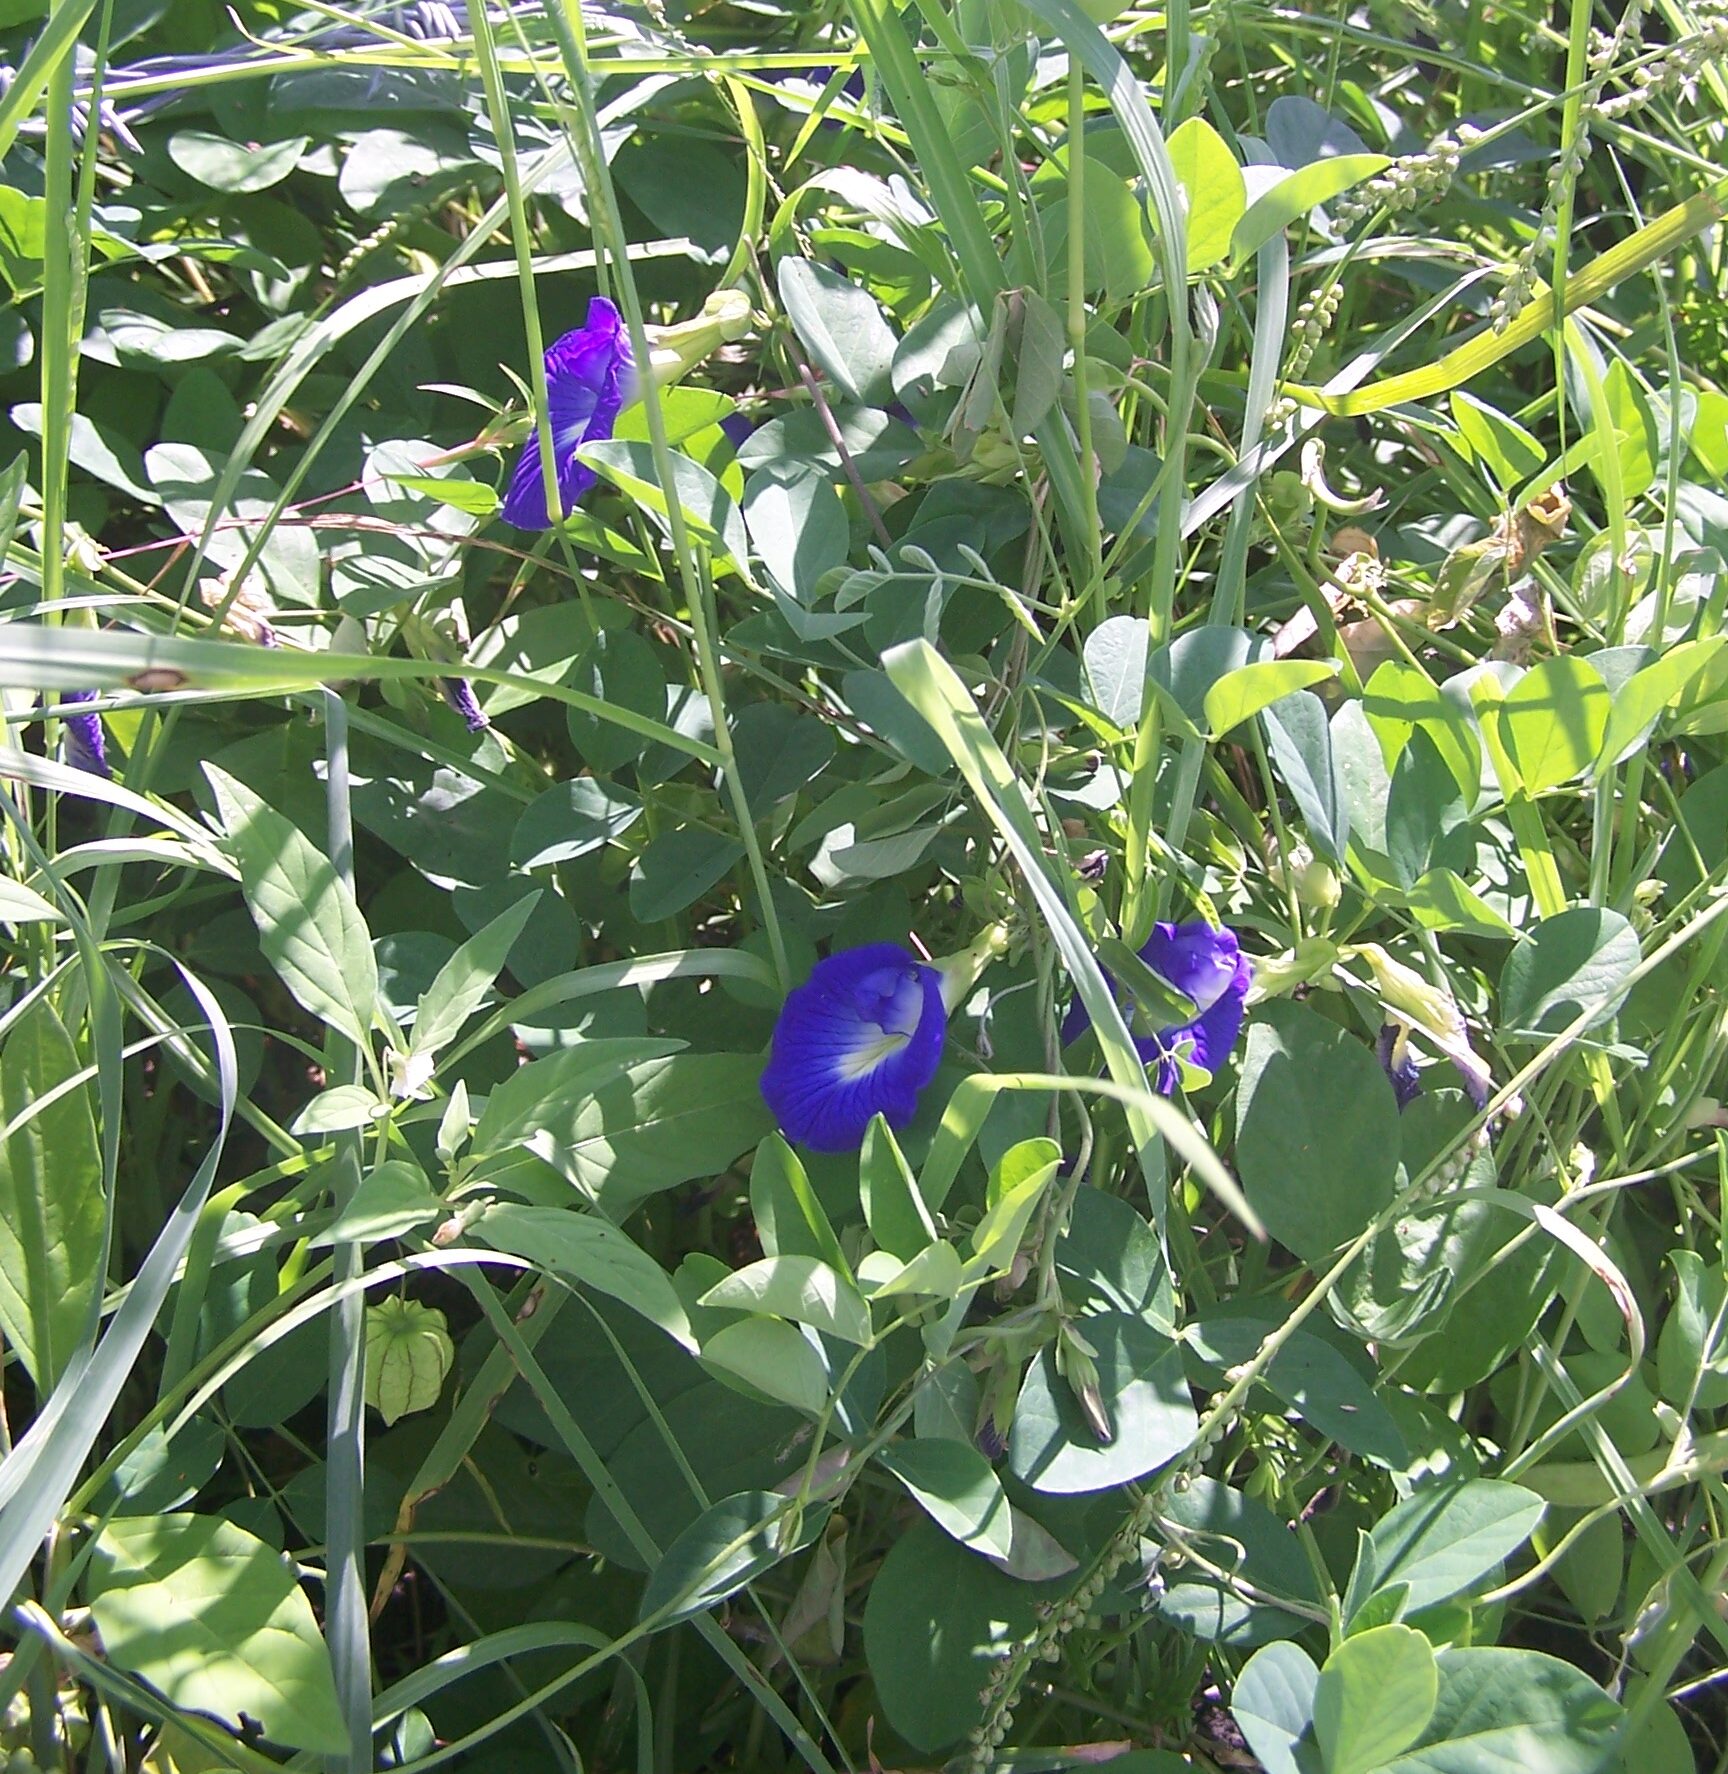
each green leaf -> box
[1188,1313,1407,1467]
[474,1202,696,1351]
[563,627,665,770]
[408,893,539,1061]
[1236,1001,1401,1265]
[1449,391,1545,488]
[1233,1640,1321,1774]
[470,1038,680,1158]
[1315,1626,1438,1774]
[1362,660,1482,805]
[639,1490,818,1626]
[1205,660,1339,739]
[863,1518,1045,1750]
[382,472,500,517]
[1398,868,1519,939]
[510,779,642,870]
[629,826,745,922]
[1368,1479,1546,1611]
[545,1052,774,1214]
[865,1240,964,1301]
[205,766,377,1048]
[1167,115,1245,271]
[1380,1647,1622,1774]
[1657,1249,1728,1409]
[1009,1309,1196,1494]
[86,1514,347,1755]
[1230,154,1390,262]
[1158,1477,1325,1645]
[777,258,898,406]
[581,438,752,573]
[1493,657,1611,793]
[859,1117,937,1260]
[1055,1188,1172,1326]
[1600,358,1658,501]
[1008,288,1067,434]
[702,1317,830,1414]
[290,1083,380,1136]
[1149,624,1260,733]
[1037,163,1155,304]
[699,1255,872,1345]
[878,1439,1012,1558]
[1263,690,1351,866]
[614,385,739,448]
[743,461,849,606]
[1082,614,1150,728]
[751,1132,853,1275]
[1595,637,1724,768]
[1500,907,1641,1036]
[364,1297,453,1424]
[315,1159,443,1248]
[0,877,63,923]
[964,1162,1057,1281]
[13,402,160,505]
[167,130,308,193]
[0,996,103,1389]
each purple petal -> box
[1140,921,1242,1015]
[438,676,490,732]
[1064,920,1250,1094]
[59,690,110,778]
[1175,948,1251,1077]
[761,943,946,1151]
[1378,1025,1423,1110]
[501,296,633,531]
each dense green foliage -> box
[0,0,1726,1768]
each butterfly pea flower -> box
[1378,1023,1423,1110]
[760,943,947,1151]
[1064,921,1251,1094]
[1355,942,1490,1110]
[59,690,110,779]
[437,677,489,733]
[502,296,634,531]
[502,288,752,531]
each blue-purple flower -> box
[59,690,110,778]
[1378,1023,1423,1109]
[1064,921,1251,1094]
[437,676,490,732]
[501,296,633,531]
[761,943,947,1151]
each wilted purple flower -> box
[719,411,756,450]
[59,691,110,778]
[761,943,946,1151]
[437,676,489,732]
[1378,1024,1423,1110]
[1064,921,1251,1094]
[501,296,633,531]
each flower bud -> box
[1282,843,1341,910]
[643,287,753,391]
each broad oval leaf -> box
[475,1202,695,1351]
[205,766,378,1048]
[638,1489,822,1627]
[1367,1478,1545,1612]
[877,1438,1013,1558]
[1315,1625,1438,1774]
[1236,1001,1401,1265]
[700,1254,873,1345]
[87,1513,347,1756]
[1009,1309,1196,1494]
[703,1317,831,1414]
[1231,154,1390,261]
